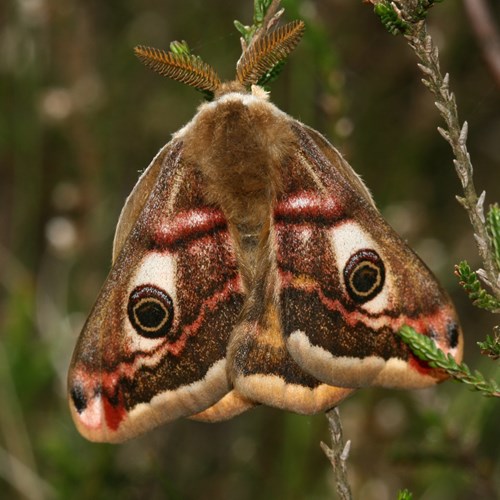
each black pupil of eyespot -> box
[127,285,174,338]
[352,264,379,293]
[135,300,167,329]
[344,249,385,304]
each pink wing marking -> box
[274,192,344,222]
[153,208,227,247]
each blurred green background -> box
[1,0,499,498]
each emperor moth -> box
[68,17,462,443]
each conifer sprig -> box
[399,326,500,397]
[455,261,500,313]
[477,329,500,360]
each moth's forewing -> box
[275,123,463,389]
[302,124,375,207]
[68,142,245,442]
[112,144,166,260]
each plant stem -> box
[321,408,353,500]
[401,10,500,297]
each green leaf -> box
[455,260,500,312]
[399,326,500,397]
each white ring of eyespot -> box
[329,221,393,314]
[132,296,170,333]
[126,252,178,351]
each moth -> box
[68,18,463,443]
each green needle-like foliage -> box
[399,326,500,397]
[373,0,500,419]
[235,0,274,44]
[257,59,286,87]
[477,329,500,360]
[455,261,500,312]
[169,40,192,57]
[412,0,444,21]
[254,0,273,24]
[234,0,297,87]
[373,2,409,36]
[373,0,444,36]
[234,20,257,45]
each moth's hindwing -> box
[68,142,245,442]
[276,124,463,389]
[228,235,354,414]
[189,390,255,422]
[229,300,353,414]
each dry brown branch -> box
[321,408,353,500]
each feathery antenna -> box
[134,45,221,97]
[236,20,305,87]
[134,1,305,96]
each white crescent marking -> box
[287,330,436,389]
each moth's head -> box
[134,20,305,101]
[212,82,271,101]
